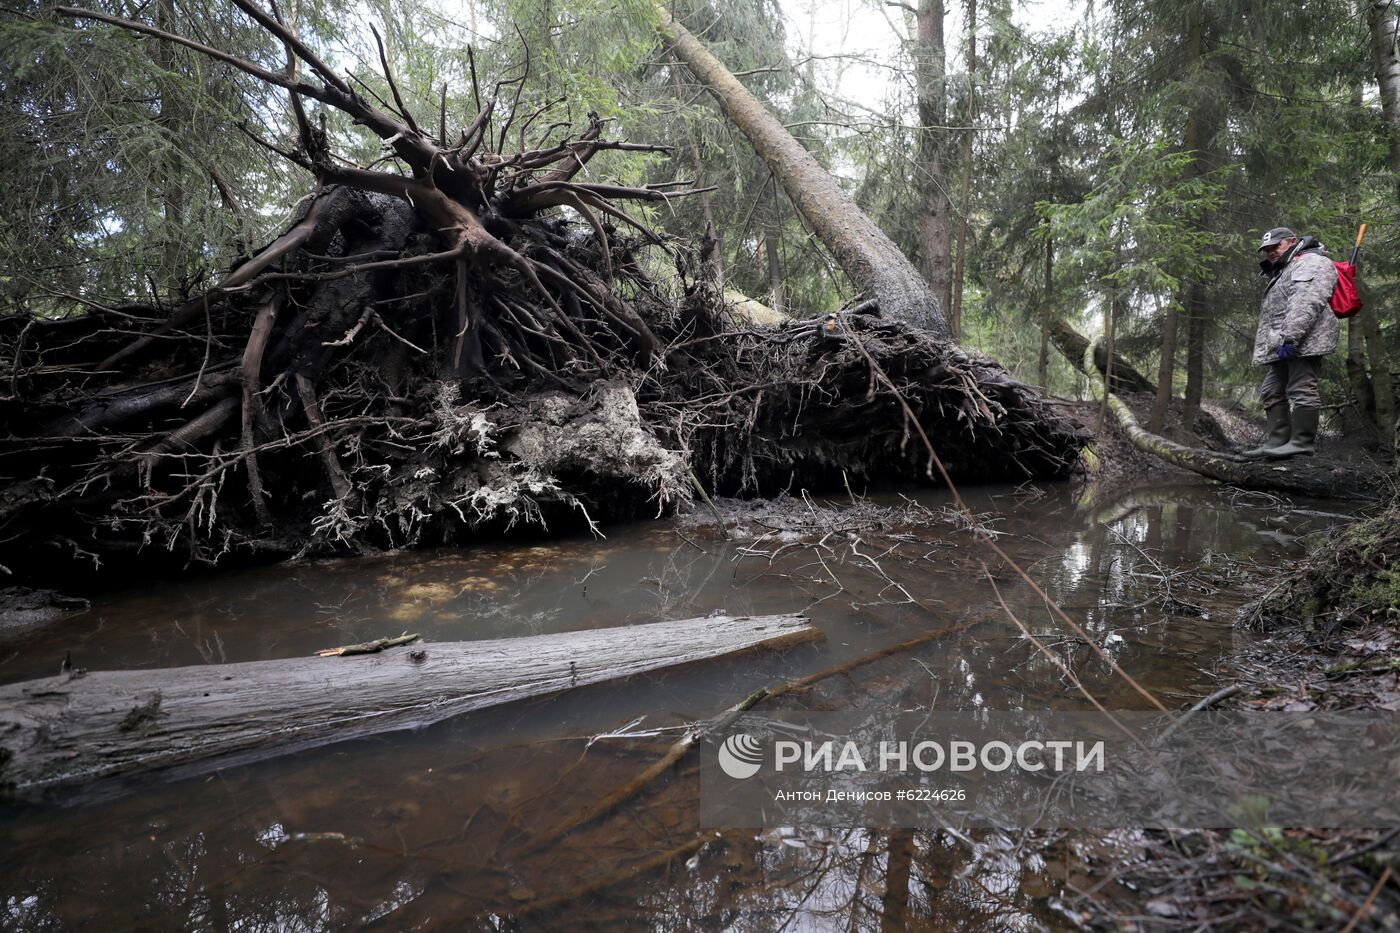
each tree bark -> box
[1347,317,1377,424]
[915,0,953,316]
[1179,6,1215,431]
[1344,109,1378,432]
[1182,279,1208,428]
[1360,302,1396,447]
[1038,57,1064,393]
[1369,0,1400,206]
[1038,235,1052,390]
[154,0,189,293]
[881,831,914,932]
[1151,289,1182,432]
[764,209,785,314]
[1361,0,1400,495]
[672,66,723,282]
[1048,318,1154,394]
[949,0,976,341]
[0,613,819,799]
[1099,284,1119,429]
[654,5,949,336]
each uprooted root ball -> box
[1,8,1083,585]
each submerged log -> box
[0,613,819,799]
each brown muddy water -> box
[0,481,1359,931]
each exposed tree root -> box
[0,4,1082,588]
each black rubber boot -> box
[1265,407,1319,458]
[1241,404,1292,458]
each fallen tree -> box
[1080,339,1387,500]
[654,5,945,336]
[0,3,1082,586]
[0,613,819,799]
[1047,318,1155,394]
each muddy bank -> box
[0,589,89,637]
[1234,499,1400,713]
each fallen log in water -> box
[0,613,819,799]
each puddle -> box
[0,481,1360,929]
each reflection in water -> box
[0,482,1357,929]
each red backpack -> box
[1331,224,1367,319]
[1331,261,1363,318]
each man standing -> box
[1241,227,1339,459]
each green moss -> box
[1332,511,1399,613]
[1261,504,1400,627]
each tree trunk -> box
[654,5,949,336]
[0,614,819,799]
[881,831,914,932]
[1179,7,1215,431]
[1369,0,1400,206]
[1047,318,1154,394]
[1344,86,1377,433]
[764,210,785,314]
[154,0,188,293]
[672,66,723,282]
[1361,304,1396,448]
[1038,234,1052,390]
[1354,4,1400,504]
[1347,317,1377,424]
[915,0,953,316]
[1100,287,1119,429]
[1182,279,1208,429]
[949,0,977,341]
[1151,289,1182,432]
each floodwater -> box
[0,481,1359,930]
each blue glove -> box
[1277,342,1299,359]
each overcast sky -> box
[784,0,1079,111]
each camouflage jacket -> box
[1253,249,1339,366]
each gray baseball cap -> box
[1258,227,1296,251]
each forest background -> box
[2,0,1397,450]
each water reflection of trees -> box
[4,484,1329,929]
[5,816,1074,930]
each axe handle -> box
[1350,223,1367,265]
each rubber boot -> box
[1265,407,1319,458]
[1240,404,1292,458]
